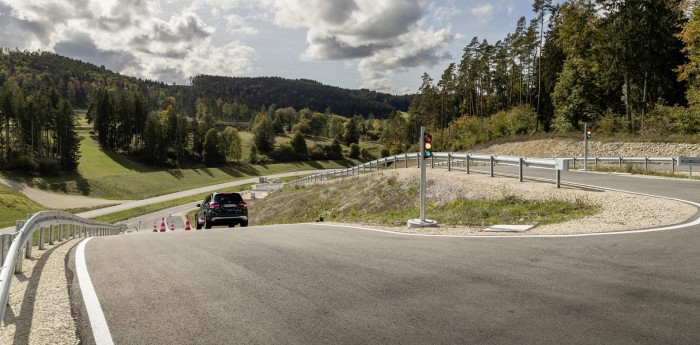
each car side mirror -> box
[196,203,201,207]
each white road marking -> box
[76,238,115,345]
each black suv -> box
[195,192,249,229]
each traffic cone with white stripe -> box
[153,221,157,232]
[170,218,175,231]
[184,216,191,231]
[160,217,166,232]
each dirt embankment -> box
[475,139,700,158]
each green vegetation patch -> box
[250,174,598,228]
[0,184,45,228]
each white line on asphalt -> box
[76,238,115,345]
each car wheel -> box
[240,220,248,227]
[204,218,212,229]
[195,217,202,230]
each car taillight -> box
[238,202,247,208]
[209,203,220,209]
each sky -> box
[0,0,551,95]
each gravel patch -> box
[0,239,80,345]
[329,169,698,236]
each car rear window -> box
[213,193,243,204]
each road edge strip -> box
[76,238,115,345]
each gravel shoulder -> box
[331,169,699,236]
[0,239,80,345]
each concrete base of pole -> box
[407,219,438,228]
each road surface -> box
[70,170,700,344]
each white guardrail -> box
[0,211,126,325]
[287,152,695,187]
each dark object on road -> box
[195,192,249,229]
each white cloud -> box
[471,4,494,17]
[1,0,458,92]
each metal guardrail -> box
[286,152,694,187]
[0,211,126,325]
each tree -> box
[55,100,80,170]
[202,128,224,165]
[597,0,687,132]
[343,116,361,145]
[220,126,243,163]
[533,0,554,126]
[679,0,700,107]
[253,114,275,153]
[349,143,360,159]
[290,130,308,159]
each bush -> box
[270,143,302,162]
[6,152,39,172]
[596,109,626,136]
[37,157,61,174]
[349,143,360,159]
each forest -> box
[385,0,700,153]
[1,0,700,172]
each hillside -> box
[475,139,700,158]
[0,50,411,118]
[190,75,412,118]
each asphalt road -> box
[70,170,700,345]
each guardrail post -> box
[17,220,31,259]
[466,155,470,174]
[384,158,387,170]
[59,224,63,242]
[39,227,45,250]
[519,158,524,182]
[49,224,54,245]
[556,170,561,188]
[644,157,649,170]
[490,156,495,177]
[595,157,599,169]
[15,249,24,274]
[619,157,623,167]
[25,238,31,258]
[72,224,76,240]
[672,158,676,173]
[0,234,9,266]
[405,154,408,169]
[430,155,434,169]
[448,153,452,171]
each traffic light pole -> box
[408,126,437,228]
[583,123,588,171]
[419,126,427,221]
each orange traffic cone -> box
[160,217,166,232]
[170,218,175,231]
[184,216,191,231]
[153,221,157,232]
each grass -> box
[0,183,45,228]
[590,165,700,180]
[249,173,598,228]
[92,183,255,224]
[4,130,364,200]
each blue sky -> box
[0,0,554,94]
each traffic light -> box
[586,127,592,140]
[423,132,433,158]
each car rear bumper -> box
[210,215,248,223]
